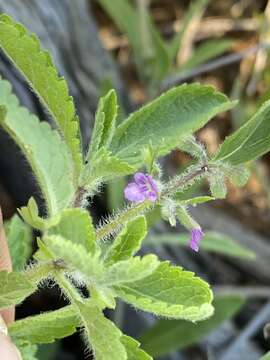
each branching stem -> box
[96,201,151,240]
[96,164,209,241]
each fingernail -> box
[15,347,23,360]
[0,314,8,336]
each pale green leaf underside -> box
[44,236,103,280]
[5,214,32,271]
[110,83,236,166]
[140,295,245,357]
[0,271,36,309]
[49,208,96,254]
[114,261,213,321]
[224,164,250,187]
[18,197,60,231]
[15,341,38,360]
[78,303,127,360]
[0,79,75,215]
[121,335,152,360]
[101,255,159,286]
[9,304,79,344]
[104,216,147,265]
[214,100,270,165]
[0,14,82,175]
[145,231,256,259]
[209,173,227,199]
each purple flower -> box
[189,228,204,252]
[124,172,159,203]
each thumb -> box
[0,207,15,324]
[0,207,12,272]
[0,315,22,359]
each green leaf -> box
[0,271,36,309]
[0,104,6,119]
[90,285,117,309]
[88,90,118,160]
[44,236,103,280]
[110,84,236,167]
[261,352,270,360]
[179,39,233,72]
[114,261,213,321]
[140,295,245,357]
[121,335,152,360]
[101,255,159,286]
[104,216,147,265]
[0,14,82,175]
[223,164,250,187]
[214,100,270,165]
[209,173,227,199]
[9,304,79,344]
[145,231,256,259]
[178,135,207,160]
[100,90,118,147]
[0,78,75,216]
[81,148,135,189]
[48,208,96,254]
[176,206,200,230]
[78,302,127,360]
[5,214,32,271]
[161,199,177,226]
[15,341,38,360]
[18,198,60,231]
[180,196,215,205]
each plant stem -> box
[96,201,151,240]
[162,165,208,196]
[73,186,87,207]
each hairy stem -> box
[163,164,209,196]
[25,261,56,285]
[96,201,151,240]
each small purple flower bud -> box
[189,228,204,252]
[124,172,159,203]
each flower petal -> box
[189,228,204,252]
[146,175,159,197]
[145,191,158,202]
[134,172,148,185]
[124,182,145,202]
